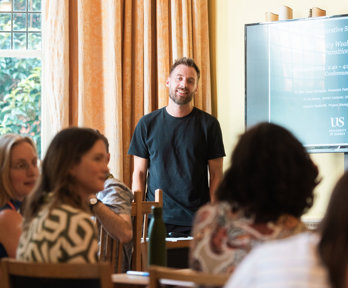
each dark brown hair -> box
[22,127,104,227]
[216,122,319,222]
[170,57,200,80]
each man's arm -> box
[208,157,224,203]
[92,201,133,243]
[132,155,149,199]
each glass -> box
[11,160,37,171]
[0,32,10,49]
[0,13,11,31]
[14,0,26,11]
[13,13,26,31]
[0,0,12,12]
[13,32,26,49]
[28,32,40,49]
[28,0,40,12]
[28,13,40,31]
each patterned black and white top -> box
[17,204,98,263]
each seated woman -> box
[0,135,39,259]
[17,127,109,263]
[190,122,319,274]
[225,167,348,288]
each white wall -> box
[210,0,348,220]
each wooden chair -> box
[0,258,113,288]
[148,265,230,288]
[98,221,124,273]
[98,189,163,272]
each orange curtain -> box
[42,0,211,187]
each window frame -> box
[0,0,42,155]
[0,0,41,52]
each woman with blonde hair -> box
[17,127,109,263]
[0,134,39,258]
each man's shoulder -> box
[193,107,218,121]
[139,108,165,122]
[191,107,221,127]
[133,108,166,133]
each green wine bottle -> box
[148,206,167,267]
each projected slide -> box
[270,18,348,148]
[246,15,348,152]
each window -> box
[0,0,41,155]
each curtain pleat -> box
[192,0,211,112]
[68,0,78,126]
[143,0,156,115]
[156,0,171,109]
[171,0,182,59]
[122,0,134,186]
[42,0,211,187]
[41,0,70,155]
[101,0,124,179]
[182,0,193,58]
[77,0,105,128]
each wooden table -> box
[141,237,193,269]
[166,237,192,269]
[112,273,148,288]
[112,270,195,288]
[165,237,193,248]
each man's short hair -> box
[170,57,200,80]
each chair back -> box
[98,189,163,272]
[1,258,113,288]
[148,265,230,288]
[98,221,124,272]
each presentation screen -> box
[245,14,348,153]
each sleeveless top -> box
[0,199,22,258]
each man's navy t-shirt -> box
[128,107,225,226]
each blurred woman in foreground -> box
[225,168,348,288]
[17,127,109,263]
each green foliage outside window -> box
[0,0,43,156]
[0,57,41,156]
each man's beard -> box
[169,88,193,105]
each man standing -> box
[128,57,225,235]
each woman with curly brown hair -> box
[225,160,348,288]
[190,122,320,274]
